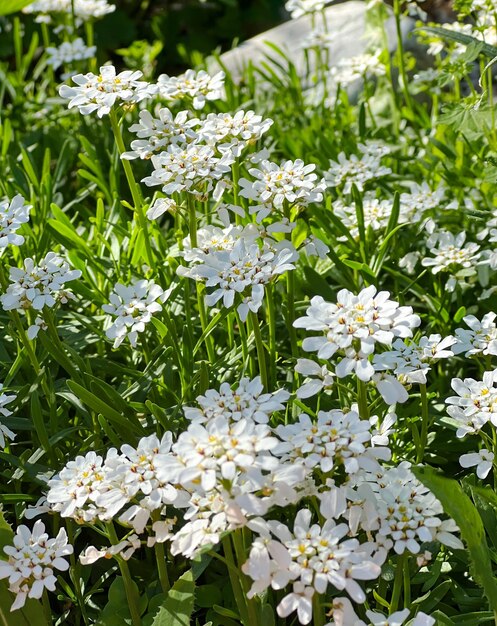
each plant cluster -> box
[2,0,497,625]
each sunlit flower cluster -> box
[0,521,73,611]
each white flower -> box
[122,108,200,160]
[0,195,31,248]
[421,231,480,275]
[294,286,420,382]
[178,238,297,322]
[46,38,96,71]
[351,462,464,555]
[333,193,393,240]
[0,384,16,448]
[453,313,497,357]
[329,52,386,86]
[459,448,494,478]
[199,110,273,156]
[102,279,169,348]
[366,609,410,626]
[411,613,435,626]
[157,69,225,109]
[373,334,455,385]
[170,417,279,493]
[80,534,140,564]
[301,28,335,50]
[59,65,156,117]
[295,358,335,398]
[27,316,48,340]
[239,159,325,221]
[146,197,178,220]
[399,182,445,224]
[274,409,391,475]
[301,234,329,258]
[0,252,81,313]
[243,509,382,624]
[325,152,391,193]
[285,0,329,18]
[142,143,234,199]
[445,370,497,438]
[24,0,115,21]
[184,376,289,424]
[0,521,73,611]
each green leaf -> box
[0,510,13,560]
[418,26,497,59]
[413,466,497,616]
[0,581,50,626]
[67,380,143,437]
[152,570,195,626]
[0,0,33,15]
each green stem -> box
[151,513,170,593]
[390,552,407,613]
[357,379,369,420]
[266,284,277,389]
[416,383,429,464]
[286,270,298,359]
[393,0,414,117]
[249,311,268,390]
[187,194,215,363]
[106,523,142,626]
[222,535,250,626]
[312,591,325,626]
[403,555,411,607]
[154,541,170,594]
[231,531,259,626]
[66,521,90,625]
[109,108,154,270]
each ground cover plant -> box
[3,0,497,624]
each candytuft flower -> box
[102,279,170,348]
[0,195,31,249]
[59,65,156,117]
[0,521,73,611]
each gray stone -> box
[207,1,418,85]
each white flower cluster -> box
[0,521,73,611]
[345,462,463,555]
[0,194,31,249]
[243,509,382,624]
[178,228,298,321]
[238,158,326,222]
[274,408,391,474]
[329,52,386,86]
[421,231,481,281]
[294,286,421,381]
[0,384,16,448]
[0,253,81,335]
[143,143,234,200]
[285,0,329,18]
[59,65,156,117]
[183,376,289,424]
[372,334,455,403]
[44,378,304,558]
[126,107,273,201]
[445,369,497,438]
[453,313,497,357]
[325,151,392,193]
[333,194,393,240]
[122,108,200,160]
[157,70,225,110]
[102,279,169,348]
[46,38,96,72]
[24,0,115,21]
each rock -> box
[207,1,418,86]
